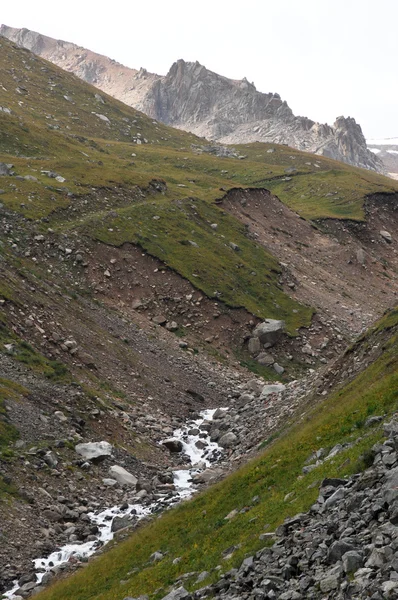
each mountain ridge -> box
[0,24,383,173]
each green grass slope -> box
[32,307,398,600]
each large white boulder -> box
[108,465,138,487]
[75,441,112,461]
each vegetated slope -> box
[0,24,382,172]
[31,307,398,600]
[1,37,398,596]
[1,35,396,333]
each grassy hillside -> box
[1,38,397,333]
[31,307,398,600]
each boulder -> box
[161,586,191,600]
[218,432,238,448]
[108,465,137,487]
[192,468,224,484]
[0,162,11,176]
[380,230,392,243]
[248,337,261,355]
[153,315,167,325]
[256,352,274,366]
[252,319,285,347]
[43,451,58,468]
[111,514,133,532]
[260,384,286,399]
[163,438,183,453]
[75,441,112,461]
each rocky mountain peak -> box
[0,24,383,172]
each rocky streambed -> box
[2,370,320,599]
[4,409,227,599]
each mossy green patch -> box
[34,308,398,600]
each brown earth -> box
[221,188,398,336]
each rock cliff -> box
[0,24,382,172]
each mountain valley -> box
[0,33,397,600]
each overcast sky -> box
[2,0,397,139]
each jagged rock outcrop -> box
[0,24,382,172]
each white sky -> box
[2,0,397,138]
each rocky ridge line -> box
[0,25,382,173]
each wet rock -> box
[111,515,133,533]
[163,439,183,453]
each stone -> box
[43,451,58,468]
[256,352,274,366]
[192,468,223,484]
[0,162,11,176]
[75,441,112,461]
[248,337,261,355]
[252,319,285,347]
[324,487,345,507]
[218,432,238,448]
[150,551,164,562]
[160,587,190,600]
[153,315,167,325]
[108,466,137,487]
[383,466,398,504]
[319,565,341,592]
[260,384,286,399]
[102,478,118,486]
[356,248,366,265]
[365,415,383,427]
[365,546,392,568]
[342,551,364,573]
[327,540,357,563]
[380,230,392,243]
[163,439,183,452]
[384,421,398,438]
[273,362,284,374]
[111,515,133,532]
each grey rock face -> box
[0,26,383,172]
